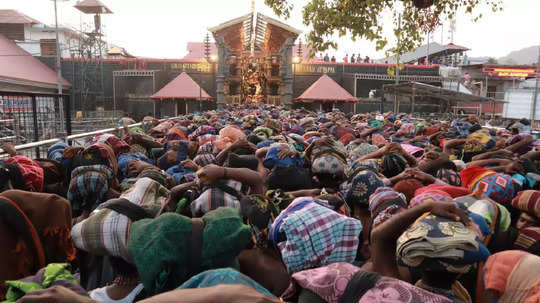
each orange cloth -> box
[483,250,540,303]
[214,125,246,151]
[460,166,496,191]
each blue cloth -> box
[158,141,189,170]
[256,140,275,149]
[263,145,304,169]
[176,268,274,297]
[472,173,520,204]
[117,152,152,182]
[512,173,536,190]
[345,170,384,206]
[166,165,195,183]
[47,141,68,162]
[468,211,492,241]
[67,164,114,212]
[306,136,320,144]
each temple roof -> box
[296,74,358,103]
[209,13,301,53]
[150,72,212,100]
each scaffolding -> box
[71,0,112,113]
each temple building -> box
[208,12,301,107]
[29,11,457,116]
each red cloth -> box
[460,166,496,190]
[514,227,540,251]
[92,133,130,156]
[338,133,355,146]
[166,128,187,141]
[511,190,540,219]
[415,184,471,198]
[393,179,424,203]
[424,127,441,136]
[7,155,44,192]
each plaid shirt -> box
[191,179,243,217]
[67,164,114,212]
[270,197,363,274]
[71,177,167,262]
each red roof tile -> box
[295,74,358,103]
[74,0,113,14]
[151,72,212,100]
[0,34,71,88]
[0,9,42,24]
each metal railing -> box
[226,95,242,104]
[0,116,180,159]
[486,91,505,101]
[0,91,71,152]
[267,95,281,105]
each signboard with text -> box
[482,67,539,78]
[295,64,336,74]
[0,96,32,112]
[170,62,212,73]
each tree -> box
[502,58,517,65]
[486,57,499,64]
[264,0,503,57]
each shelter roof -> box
[444,43,470,51]
[0,34,71,89]
[295,74,358,103]
[0,9,41,24]
[150,72,212,100]
[74,0,113,14]
[382,81,505,104]
[385,42,470,64]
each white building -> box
[0,9,87,58]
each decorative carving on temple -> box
[216,35,231,78]
[279,37,294,79]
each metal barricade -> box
[0,116,179,159]
[0,91,71,158]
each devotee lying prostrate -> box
[1,106,540,303]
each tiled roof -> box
[0,34,71,88]
[0,9,41,24]
[151,72,212,100]
[296,74,358,103]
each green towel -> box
[128,207,252,295]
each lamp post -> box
[52,0,69,134]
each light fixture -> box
[292,56,301,64]
[210,55,217,62]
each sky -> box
[2,0,539,60]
